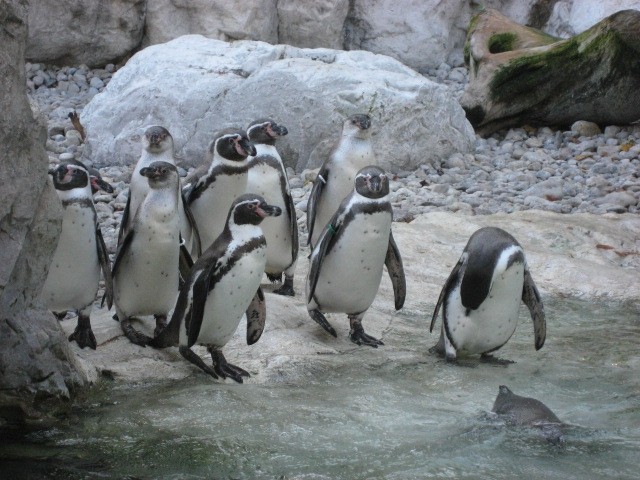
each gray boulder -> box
[278,0,349,50]
[80,36,475,173]
[546,0,640,37]
[0,0,87,424]
[26,0,145,67]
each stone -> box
[25,0,145,67]
[595,191,637,208]
[278,0,349,50]
[80,36,475,173]
[460,9,640,136]
[523,178,564,201]
[545,0,640,38]
[571,121,602,137]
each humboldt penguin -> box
[118,126,201,257]
[306,166,405,347]
[41,162,113,349]
[111,161,183,346]
[186,128,256,255]
[307,113,376,247]
[245,118,299,296]
[150,194,282,382]
[430,227,546,361]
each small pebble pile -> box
[27,61,640,254]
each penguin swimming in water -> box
[150,194,282,382]
[306,166,405,347]
[430,227,546,361]
[186,129,256,256]
[41,162,113,349]
[118,126,201,257]
[307,113,376,248]
[245,118,299,296]
[111,161,183,346]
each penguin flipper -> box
[522,267,546,350]
[286,189,299,265]
[181,191,202,257]
[385,231,406,310]
[306,165,328,245]
[187,263,215,348]
[96,226,113,309]
[430,258,463,333]
[116,192,131,247]
[179,234,195,282]
[111,229,134,280]
[306,211,339,304]
[246,287,266,345]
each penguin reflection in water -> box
[150,194,282,383]
[430,227,546,362]
[306,166,406,347]
[41,162,113,349]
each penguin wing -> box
[286,190,299,264]
[522,267,546,350]
[96,226,113,310]
[181,191,202,257]
[188,262,216,347]
[430,258,463,333]
[151,274,192,348]
[111,229,134,280]
[385,231,406,310]
[306,208,341,304]
[179,234,195,281]
[116,192,131,247]
[246,287,266,345]
[306,165,329,245]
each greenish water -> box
[1,299,639,479]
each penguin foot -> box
[266,272,282,283]
[273,284,295,296]
[179,346,219,379]
[154,315,168,337]
[308,309,337,337]
[68,316,97,350]
[349,315,383,348]
[53,311,68,321]
[120,318,152,347]
[209,348,250,383]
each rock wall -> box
[546,0,640,37]
[0,0,86,425]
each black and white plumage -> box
[430,227,546,361]
[307,113,376,248]
[118,126,201,257]
[245,118,299,296]
[41,162,113,349]
[150,194,282,382]
[186,128,257,256]
[112,161,183,346]
[306,166,405,347]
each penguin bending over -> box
[306,166,405,347]
[112,161,183,346]
[118,126,201,257]
[150,194,282,382]
[41,162,113,349]
[245,118,299,296]
[307,113,376,248]
[430,227,546,361]
[186,129,256,256]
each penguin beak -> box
[256,202,282,218]
[367,174,382,193]
[355,114,371,130]
[91,176,114,194]
[139,166,159,179]
[269,124,288,137]
[237,137,257,157]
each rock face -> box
[546,0,640,37]
[278,0,349,50]
[80,36,475,173]
[460,9,640,135]
[25,0,145,67]
[0,0,86,424]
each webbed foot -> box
[120,317,152,347]
[179,346,219,378]
[273,276,295,296]
[209,347,250,383]
[68,314,97,350]
[349,314,383,348]
[154,315,167,337]
[53,311,68,321]
[308,309,337,337]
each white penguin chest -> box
[445,262,525,355]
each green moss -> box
[488,33,517,54]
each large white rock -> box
[26,0,145,67]
[142,0,278,47]
[545,0,640,37]
[80,36,475,173]
[277,0,349,50]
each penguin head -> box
[142,126,173,154]
[139,161,179,189]
[247,119,288,145]
[67,159,114,194]
[354,166,389,199]
[342,113,371,139]
[229,194,282,226]
[49,162,90,192]
[210,128,257,161]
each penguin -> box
[68,159,114,195]
[41,162,113,349]
[430,227,546,361]
[111,161,183,346]
[150,194,282,382]
[306,166,405,347]
[186,128,256,255]
[118,126,201,257]
[307,113,376,248]
[245,118,299,296]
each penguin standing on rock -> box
[150,194,282,383]
[111,161,183,346]
[118,126,201,257]
[307,113,376,248]
[245,118,299,296]
[186,129,256,256]
[41,162,113,349]
[430,227,546,362]
[306,166,405,347]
